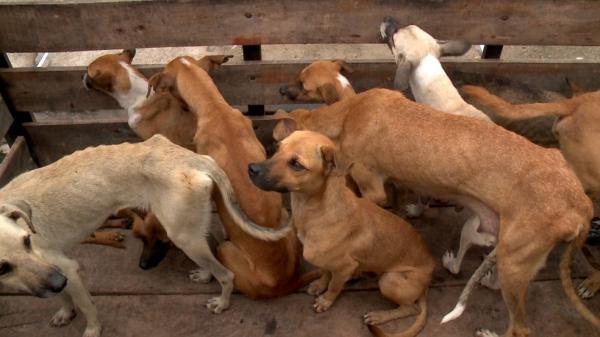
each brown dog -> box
[147,56,315,300]
[249,130,435,337]
[462,84,600,299]
[272,88,599,337]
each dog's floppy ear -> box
[393,58,411,91]
[320,145,351,176]
[197,55,234,72]
[120,49,137,63]
[438,40,471,57]
[334,60,354,74]
[147,72,175,98]
[273,117,298,141]
[318,83,341,104]
[0,201,35,233]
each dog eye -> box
[0,261,12,276]
[289,159,305,171]
[23,235,31,250]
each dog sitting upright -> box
[249,130,434,337]
[0,135,290,337]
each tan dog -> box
[249,130,435,337]
[147,56,315,299]
[0,135,290,337]
[272,88,599,337]
[462,84,600,298]
[279,60,355,104]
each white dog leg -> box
[443,215,495,274]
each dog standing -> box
[272,88,599,337]
[249,130,435,337]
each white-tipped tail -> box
[441,303,465,324]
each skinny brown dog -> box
[462,84,600,299]
[271,88,599,337]
[249,130,435,337]
[147,56,315,300]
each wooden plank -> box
[0,136,36,187]
[2,1,600,52]
[0,96,13,140]
[3,60,600,113]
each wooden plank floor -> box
[1,209,599,337]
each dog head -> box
[280,60,354,104]
[0,201,67,297]
[249,130,348,194]
[131,214,171,270]
[380,17,471,90]
[84,49,139,94]
[147,55,233,99]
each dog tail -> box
[560,225,600,329]
[367,294,427,337]
[200,157,292,241]
[441,248,497,324]
[462,85,573,119]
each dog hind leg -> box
[443,215,495,274]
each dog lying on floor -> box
[249,130,435,337]
[271,88,599,337]
[462,84,600,299]
[0,135,290,337]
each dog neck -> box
[291,175,352,211]
[176,66,230,118]
[336,74,356,101]
[112,62,148,116]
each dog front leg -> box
[313,263,357,313]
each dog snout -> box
[279,85,288,96]
[82,73,92,90]
[380,16,399,43]
[47,269,67,293]
[248,163,264,177]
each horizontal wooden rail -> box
[2,60,600,113]
[1,1,600,52]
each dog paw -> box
[474,328,499,337]
[82,325,102,337]
[189,268,212,283]
[577,278,600,299]
[442,250,460,274]
[206,296,230,314]
[111,232,125,242]
[480,269,500,290]
[307,279,327,296]
[405,203,425,218]
[363,310,389,325]
[313,296,333,313]
[49,308,76,327]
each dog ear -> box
[273,118,298,141]
[147,72,175,98]
[120,49,137,63]
[196,55,234,72]
[320,145,350,176]
[0,201,35,233]
[438,40,471,57]
[393,59,411,91]
[333,60,354,74]
[318,83,341,104]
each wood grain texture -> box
[0,96,13,140]
[0,136,36,187]
[3,60,600,113]
[1,0,600,52]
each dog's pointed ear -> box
[318,83,341,104]
[197,55,234,72]
[120,49,137,63]
[273,117,298,141]
[393,58,411,91]
[0,201,35,233]
[334,60,353,74]
[147,72,175,98]
[320,145,351,176]
[437,40,471,57]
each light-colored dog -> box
[249,130,435,337]
[147,56,315,300]
[462,84,600,299]
[0,135,290,337]
[272,88,599,337]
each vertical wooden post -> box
[242,45,265,115]
[481,45,503,59]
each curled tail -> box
[441,248,496,324]
[462,85,573,120]
[367,295,427,337]
[560,227,600,329]
[199,156,292,241]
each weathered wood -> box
[3,60,600,113]
[2,0,600,52]
[0,136,36,187]
[0,96,13,140]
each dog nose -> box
[139,259,150,270]
[279,86,288,96]
[248,163,263,177]
[47,270,67,293]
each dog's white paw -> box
[475,328,499,337]
[313,296,333,313]
[189,268,212,283]
[480,269,500,290]
[49,308,76,327]
[82,325,102,337]
[405,203,425,218]
[442,250,460,274]
[363,310,390,325]
[577,278,600,299]
[206,296,230,314]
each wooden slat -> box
[3,60,600,113]
[0,96,13,140]
[0,136,36,186]
[1,1,600,52]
